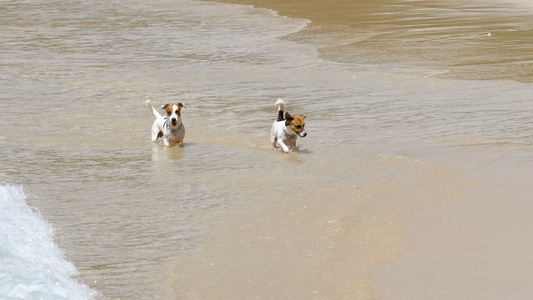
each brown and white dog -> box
[271,98,307,152]
[145,99,185,146]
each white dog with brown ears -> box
[145,99,186,146]
[271,99,307,152]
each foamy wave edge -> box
[0,184,98,300]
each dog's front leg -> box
[276,140,291,153]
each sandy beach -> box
[1,0,531,299]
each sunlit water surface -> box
[1,0,531,299]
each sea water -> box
[1,0,532,299]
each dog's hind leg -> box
[271,136,278,148]
[151,122,163,142]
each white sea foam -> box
[0,184,97,300]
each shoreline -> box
[206,0,533,82]
[3,0,532,299]
[199,1,533,298]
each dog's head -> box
[285,112,307,138]
[161,103,185,129]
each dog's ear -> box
[302,115,306,119]
[161,104,170,110]
[176,103,186,109]
[285,112,293,126]
[285,112,293,120]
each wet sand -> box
[377,150,533,299]
[161,155,473,299]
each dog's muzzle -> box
[298,132,307,138]
[171,118,177,126]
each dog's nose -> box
[301,132,307,137]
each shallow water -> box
[1,0,532,299]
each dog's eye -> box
[295,125,302,129]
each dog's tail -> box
[275,98,285,121]
[275,98,285,111]
[145,99,161,118]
